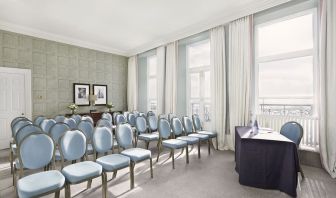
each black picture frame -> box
[93,84,107,106]
[73,83,90,106]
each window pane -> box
[204,71,211,98]
[190,73,200,98]
[148,56,157,76]
[258,56,314,105]
[191,103,200,115]
[257,13,313,57]
[148,78,157,99]
[187,40,210,68]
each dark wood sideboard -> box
[65,111,123,125]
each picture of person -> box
[78,88,87,99]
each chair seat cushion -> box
[177,136,199,144]
[121,148,151,162]
[138,133,159,141]
[162,139,187,149]
[188,133,209,141]
[17,170,65,198]
[62,161,102,184]
[197,131,217,138]
[96,154,130,171]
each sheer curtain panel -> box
[156,46,166,115]
[127,56,138,111]
[165,42,178,114]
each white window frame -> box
[147,55,158,114]
[254,8,319,117]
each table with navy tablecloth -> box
[235,126,300,197]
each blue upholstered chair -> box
[192,114,218,150]
[77,120,95,155]
[115,114,126,125]
[112,112,120,125]
[97,118,113,129]
[81,115,94,125]
[127,113,136,127]
[135,116,159,149]
[123,111,130,120]
[63,118,77,130]
[116,123,153,189]
[132,111,139,118]
[280,121,305,179]
[101,112,113,123]
[49,123,71,161]
[70,114,82,124]
[182,116,211,155]
[147,115,158,133]
[59,130,103,198]
[171,117,201,159]
[157,118,188,169]
[92,127,131,192]
[12,120,32,138]
[33,115,46,126]
[11,117,29,129]
[168,113,175,123]
[40,119,56,133]
[158,114,167,119]
[55,115,66,123]
[147,111,155,118]
[15,132,65,198]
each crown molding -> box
[0,20,128,56]
[127,0,291,56]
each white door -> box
[0,67,31,149]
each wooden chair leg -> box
[130,161,135,189]
[112,170,117,179]
[9,145,13,174]
[180,148,184,155]
[208,139,211,155]
[186,146,189,164]
[102,172,107,198]
[171,149,175,169]
[156,142,161,162]
[299,165,305,180]
[149,158,153,178]
[65,183,71,198]
[198,141,201,159]
[87,179,92,189]
[146,141,149,150]
[55,190,60,198]
[216,136,219,150]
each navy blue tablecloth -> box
[235,126,300,197]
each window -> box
[187,39,211,126]
[255,10,317,117]
[147,55,157,113]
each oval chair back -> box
[77,120,94,142]
[182,116,194,135]
[112,112,120,125]
[147,111,155,117]
[115,123,133,149]
[280,121,303,146]
[133,111,139,118]
[49,123,70,144]
[101,113,112,123]
[12,120,32,138]
[40,119,56,133]
[171,117,183,136]
[16,124,43,145]
[139,112,145,117]
[158,118,171,139]
[81,115,94,125]
[123,111,130,120]
[147,115,158,133]
[128,113,136,127]
[96,118,113,129]
[63,118,77,129]
[159,114,167,119]
[192,114,202,131]
[71,114,82,124]
[168,113,175,122]
[18,132,55,170]
[59,130,86,162]
[92,127,113,154]
[33,116,46,126]
[115,114,126,125]
[11,117,29,129]
[135,116,147,134]
[54,115,66,123]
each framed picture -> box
[73,83,90,106]
[93,84,107,106]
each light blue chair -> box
[147,111,155,117]
[280,121,305,179]
[116,123,153,189]
[192,114,218,150]
[49,123,71,161]
[77,120,95,155]
[115,114,126,125]
[11,117,29,129]
[71,114,82,124]
[12,120,32,138]
[168,113,175,123]
[16,132,65,198]
[33,115,46,126]
[40,119,56,133]
[171,117,201,159]
[156,118,188,169]
[135,116,159,149]
[158,114,167,119]
[132,111,139,118]
[63,118,77,130]
[127,113,137,142]
[101,112,113,123]
[183,116,211,155]
[59,130,103,198]
[97,118,113,129]
[147,115,158,133]
[81,115,94,125]
[92,127,131,193]
[138,112,145,118]
[55,115,66,123]
[123,111,130,120]
[112,112,120,125]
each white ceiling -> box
[0,0,289,56]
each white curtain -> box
[156,46,166,115]
[127,56,138,111]
[228,16,253,150]
[210,26,227,150]
[165,41,178,114]
[319,0,336,178]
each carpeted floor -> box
[0,143,335,198]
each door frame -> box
[0,67,32,120]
